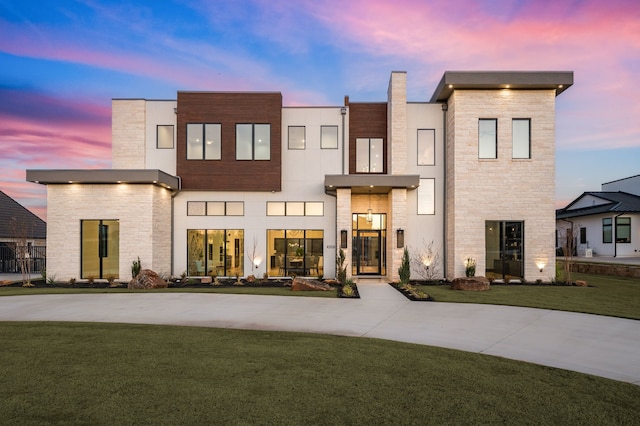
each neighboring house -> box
[27,70,572,283]
[556,174,640,258]
[0,190,46,273]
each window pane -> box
[479,119,497,159]
[226,202,244,216]
[603,218,612,243]
[418,178,435,215]
[254,124,271,160]
[204,124,221,160]
[187,124,203,159]
[187,229,206,276]
[267,202,285,216]
[236,124,253,160]
[206,202,225,216]
[157,125,174,149]
[286,202,305,216]
[288,126,305,150]
[208,230,225,276]
[305,202,323,216]
[417,129,435,165]
[187,201,206,216]
[226,229,244,277]
[321,126,338,149]
[356,138,370,172]
[616,217,631,243]
[513,119,530,159]
[369,138,383,173]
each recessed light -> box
[448,84,453,89]
[558,84,563,88]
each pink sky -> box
[1,0,639,220]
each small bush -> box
[398,247,411,285]
[131,257,142,279]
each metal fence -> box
[0,245,46,274]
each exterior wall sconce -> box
[340,230,348,249]
[397,229,404,248]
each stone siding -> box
[112,99,146,169]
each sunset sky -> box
[1,0,639,220]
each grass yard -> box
[417,272,640,319]
[0,285,336,298]
[1,322,638,425]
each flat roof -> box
[430,71,573,102]
[324,174,420,194]
[26,169,180,190]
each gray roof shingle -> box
[0,190,46,239]
[556,192,640,219]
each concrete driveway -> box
[0,282,638,386]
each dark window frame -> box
[288,126,306,150]
[616,217,631,243]
[479,118,498,159]
[603,218,612,243]
[417,128,436,166]
[186,123,221,160]
[320,125,339,149]
[512,118,531,159]
[236,123,271,161]
[156,125,174,149]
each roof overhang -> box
[26,169,180,191]
[430,71,574,102]
[324,174,420,195]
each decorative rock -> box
[201,276,212,284]
[128,269,168,289]
[246,275,256,283]
[451,276,490,291]
[291,276,333,291]
[575,280,588,287]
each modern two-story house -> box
[27,70,573,283]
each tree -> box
[336,248,347,284]
[412,240,442,282]
[398,247,411,285]
[557,220,579,284]
[10,216,35,287]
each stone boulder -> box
[291,277,334,291]
[450,276,490,291]
[128,269,168,289]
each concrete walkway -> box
[0,280,638,386]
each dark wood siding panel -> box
[348,102,387,174]
[176,92,282,191]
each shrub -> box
[131,257,142,279]
[336,249,347,284]
[464,258,476,277]
[398,247,411,285]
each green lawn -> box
[0,285,336,298]
[416,272,640,319]
[1,322,638,425]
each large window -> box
[616,217,631,243]
[356,138,383,173]
[187,229,243,277]
[417,129,435,165]
[236,124,270,160]
[417,178,435,215]
[603,218,612,243]
[187,201,244,216]
[479,119,497,159]
[81,220,119,279]
[321,126,338,149]
[187,123,221,160]
[288,126,305,150]
[157,125,174,149]
[512,119,531,159]
[267,230,324,277]
[267,201,324,216]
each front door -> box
[354,230,381,275]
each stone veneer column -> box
[336,188,352,279]
[112,99,146,169]
[387,72,407,175]
[389,188,407,282]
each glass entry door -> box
[354,230,382,275]
[485,221,524,280]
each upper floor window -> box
[187,123,221,160]
[288,126,305,150]
[417,129,435,165]
[512,119,531,159]
[616,217,631,243]
[356,138,383,173]
[157,125,174,149]
[478,119,497,159]
[267,201,324,216]
[187,201,244,216]
[236,124,270,160]
[603,218,612,243]
[321,126,338,149]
